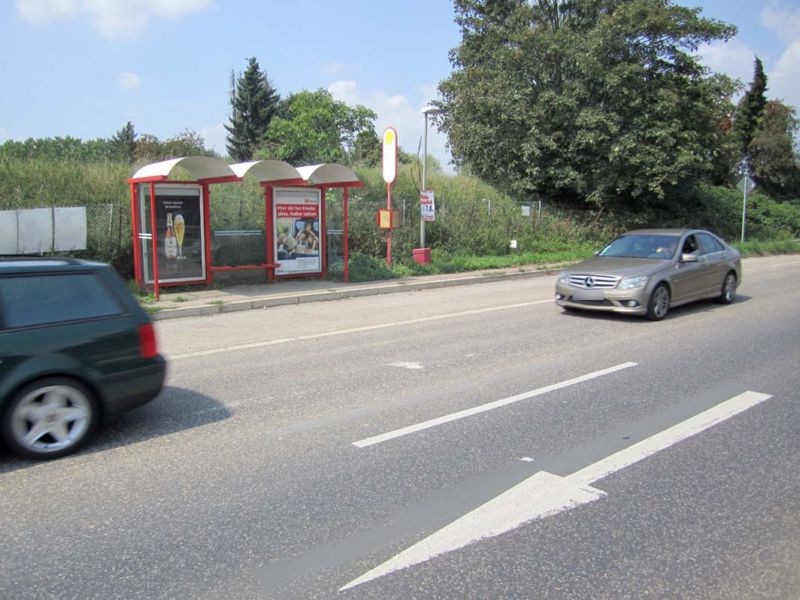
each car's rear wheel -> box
[717,271,737,304]
[646,284,670,321]
[1,377,97,459]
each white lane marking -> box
[168,300,553,360]
[388,362,425,370]
[569,390,772,486]
[352,362,637,448]
[341,390,772,591]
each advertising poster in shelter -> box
[274,188,322,276]
[139,184,205,283]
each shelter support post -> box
[203,182,213,287]
[148,183,160,300]
[265,185,275,282]
[343,187,349,283]
[320,188,327,277]
[130,183,142,287]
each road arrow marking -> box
[341,390,772,591]
[352,362,637,448]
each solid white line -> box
[352,362,637,448]
[168,299,552,360]
[569,390,773,486]
[341,390,773,591]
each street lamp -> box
[421,104,440,250]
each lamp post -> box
[421,105,440,250]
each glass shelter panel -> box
[138,184,205,284]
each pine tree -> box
[733,57,768,157]
[225,57,280,161]
[111,121,137,163]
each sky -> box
[1,0,798,173]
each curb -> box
[150,267,559,321]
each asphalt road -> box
[2,255,799,599]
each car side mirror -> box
[681,253,698,263]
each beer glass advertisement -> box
[139,184,205,284]
[274,188,322,276]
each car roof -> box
[0,257,108,273]
[623,229,690,236]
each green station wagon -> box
[0,258,166,459]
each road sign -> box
[737,176,756,194]
[420,190,435,222]
[382,128,398,184]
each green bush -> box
[346,252,395,282]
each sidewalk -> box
[147,265,563,320]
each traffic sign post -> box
[738,174,756,243]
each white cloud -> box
[769,41,800,109]
[118,71,141,91]
[322,62,348,76]
[328,79,452,173]
[15,0,213,39]
[327,80,359,104]
[15,0,76,22]
[698,38,756,85]
[761,0,800,44]
[200,122,227,155]
[760,1,800,110]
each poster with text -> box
[274,188,322,276]
[139,184,205,284]
[420,190,436,222]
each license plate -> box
[572,289,604,301]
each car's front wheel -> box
[717,271,737,304]
[646,283,670,321]
[1,377,97,459]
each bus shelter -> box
[128,156,362,299]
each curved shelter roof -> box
[229,160,302,183]
[130,157,236,182]
[296,163,361,187]
[130,157,361,187]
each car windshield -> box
[598,234,680,260]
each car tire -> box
[717,271,737,304]
[1,377,97,459]
[646,284,670,321]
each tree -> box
[112,121,137,163]
[748,100,800,199]
[732,57,768,157]
[351,128,382,167]
[438,0,737,214]
[259,89,377,165]
[162,129,216,158]
[225,57,280,161]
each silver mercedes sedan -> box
[555,229,741,320]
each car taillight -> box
[138,323,158,358]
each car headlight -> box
[618,275,648,290]
[558,271,570,285]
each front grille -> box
[568,274,619,289]
[568,298,614,307]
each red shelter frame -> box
[128,157,362,299]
